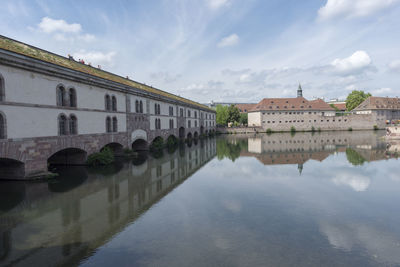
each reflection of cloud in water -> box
[332,172,370,192]
[320,221,400,265]
[221,199,242,213]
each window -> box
[195,111,197,118]
[105,95,111,111]
[57,85,66,106]
[112,117,118,132]
[0,74,5,101]
[154,103,161,115]
[169,119,174,129]
[68,88,77,107]
[140,101,143,113]
[188,110,191,117]
[180,108,183,117]
[155,118,161,129]
[106,117,112,133]
[111,96,117,111]
[58,114,68,135]
[201,112,203,119]
[188,120,191,128]
[135,100,139,113]
[0,112,6,139]
[169,106,174,116]
[69,115,77,135]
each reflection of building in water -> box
[238,131,387,173]
[0,139,216,267]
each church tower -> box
[297,84,303,98]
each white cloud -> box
[318,0,400,20]
[332,173,370,192]
[72,50,116,67]
[330,51,373,76]
[78,34,96,42]
[388,60,400,73]
[38,17,82,34]
[217,34,239,48]
[207,0,231,10]
[372,87,392,95]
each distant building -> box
[206,101,257,112]
[354,96,400,123]
[235,103,256,113]
[327,99,346,111]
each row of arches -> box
[58,114,78,135]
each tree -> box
[227,104,240,124]
[346,90,371,111]
[216,104,228,126]
[239,113,248,125]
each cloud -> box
[72,50,116,67]
[38,17,82,34]
[330,51,373,76]
[388,60,400,73]
[372,87,392,95]
[217,34,239,48]
[207,0,231,10]
[150,72,181,83]
[318,0,400,20]
[332,172,370,192]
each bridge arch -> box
[0,158,25,180]
[131,129,147,143]
[194,132,199,139]
[187,132,192,140]
[101,142,124,156]
[47,147,87,167]
[132,139,148,151]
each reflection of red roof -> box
[235,104,256,113]
[249,97,334,112]
[240,151,330,165]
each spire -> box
[297,83,303,98]
[298,163,303,175]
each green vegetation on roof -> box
[0,35,212,111]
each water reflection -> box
[0,138,216,267]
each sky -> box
[1,0,400,104]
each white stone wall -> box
[248,112,261,126]
[0,65,126,112]
[1,105,126,139]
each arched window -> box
[111,96,117,111]
[0,112,6,139]
[106,117,112,133]
[140,101,143,113]
[135,100,139,113]
[69,115,77,135]
[112,117,118,132]
[58,114,68,135]
[57,85,66,106]
[0,74,4,101]
[188,120,191,128]
[105,95,111,111]
[68,88,77,107]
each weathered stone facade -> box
[0,36,216,179]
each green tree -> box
[227,104,240,124]
[239,113,248,125]
[216,105,229,126]
[346,148,366,166]
[346,90,371,111]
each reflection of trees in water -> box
[346,148,366,166]
[0,230,11,262]
[216,138,248,162]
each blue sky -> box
[1,0,400,103]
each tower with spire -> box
[297,84,303,98]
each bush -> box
[266,128,273,134]
[348,127,353,131]
[318,127,322,132]
[373,125,379,130]
[311,126,316,132]
[167,136,178,147]
[86,147,115,166]
[150,137,164,151]
[290,126,296,133]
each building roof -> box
[331,103,346,111]
[354,96,400,111]
[235,103,256,113]
[0,35,213,111]
[249,97,335,112]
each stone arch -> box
[0,72,5,101]
[58,113,68,136]
[0,111,6,139]
[194,132,199,139]
[187,132,192,140]
[131,129,147,143]
[47,147,87,167]
[132,139,148,151]
[101,142,124,156]
[0,158,25,180]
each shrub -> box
[348,127,353,131]
[318,127,322,132]
[373,125,379,130]
[311,126,316,132]
[266,128,273,134]
[86,147,114,166]
[150,137,164,151]
[167,136,178,147]
[290,126,296,133]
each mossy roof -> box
[0,35,212,111]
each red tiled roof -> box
[249,97,335,112]
[355,96,400,110]
[332,103,346,110]
[235,104,256,113]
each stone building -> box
[235,103,256,113]
[354,96,400,124]
[0,35,216,179]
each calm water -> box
[1,131,400,267]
